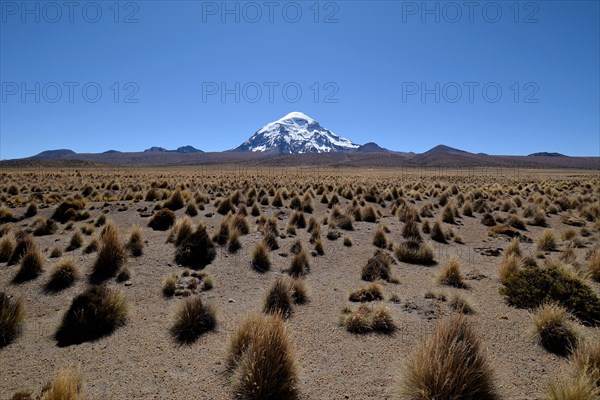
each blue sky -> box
[1,0,599,159]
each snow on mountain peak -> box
[234,112,359,154]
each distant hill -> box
[30,149,76,159]
[355,142,390,153]
[144,146,203,153]
[528,152,567,157]
[144,147,169,152]
[176,145,203,153]
[422,144,472,155]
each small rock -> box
[228,298,235,303]
[124,280,132,286]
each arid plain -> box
[1,166,599,400]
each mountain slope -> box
[233,112,359,154]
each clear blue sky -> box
[1,0,599,159]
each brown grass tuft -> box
[126,226,144,257]
[0,232,16,262]
[537,229,557,252]
[400,314,497,400]
[289,249,310,277]
[438,256,465,288]
[263,277,293,317]
[395,239,435,265]
[14,242,44,282]
[0,292,25,347]
[532,303,581,356]
[171,296,217,343]
[91,222,125,280]
[229,313,298,400]
[349,282,384,302]
[46,258,78,292]
[55,286,127,345]
[39,366,85,400]
[251,240,271,272]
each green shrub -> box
[499,266,600,326]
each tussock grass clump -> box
[373,226,387,248]
[50,246,62,258]
[402,216,422,241]
[400,314,497,400]
[290,278,308,304]
[362,251,392,282]
[46,258,78,292]
[532,303,580,356]
[430,220,446,243]
[9,234,35,265]
[438,256,465,288]
[395,238,435,265]
[175,224,216,268]
[66,231,83,251]
[343,236,352,246]
[504,237,522,258]
[126,225,144,257]
[252,240,271,272]
[51,200,86,223]
[95,213,106,227]
[56,286,127,345]
[231,213,250,235]
[33,217,57,236]
[289,211,306,229]
[538,229,557,251]
[25,202,38,218]
[340,304,396,334]
[349,282,384,302]
[481,213,496,226]
[0,292,24,347]
[217,197,235,215]
[289,249,310,277]
[228,229,242,253]
[442,204,455,224]
[171,296,217,343]
[572,340,600,386]
[148,208,176,231]
[361,205,377,222]
[163,274,177,297]
[228,313,298,400]
[263,277,293,317]
[83,238,98,254]
[163,189,185,211]
[587,250,600,282]
[500,265,600,325]
[263,229,279,250]
[92,222,125,280]
[14,242,44,282]
[0,232,16,262]
[39,366,85,400]
[498,254,522,283]
[335,213,354,231]
[547,373,599,400]
[449,292,475,314]
[212,216,229,245]
[185,201,198,216]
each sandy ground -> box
[1,170,599,399]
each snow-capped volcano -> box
[233,112,359,154]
